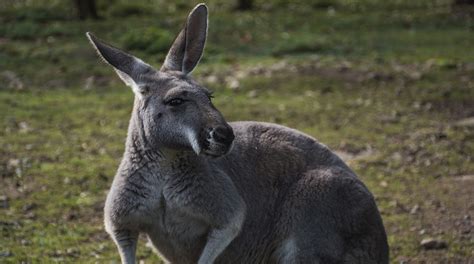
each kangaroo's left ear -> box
[86,32,154,94]
[161,4,208,74]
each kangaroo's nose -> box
[210,125,235,145]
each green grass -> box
[1,1,473,262]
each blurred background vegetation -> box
[0,0,473,263]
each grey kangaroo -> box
[86,3,388,264]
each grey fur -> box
[86,3,388,264]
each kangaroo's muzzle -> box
[203,125,235,157]
[210,125,235,145]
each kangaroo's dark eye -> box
[139,85,150,95]
[167,98,185,106]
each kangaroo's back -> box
[222,121,353,181]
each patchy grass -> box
[1,1,473,263]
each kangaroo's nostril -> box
[211,126,234,144]
[214,126,226,136]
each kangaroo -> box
[86,4,388,264]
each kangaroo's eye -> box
[167,98,185,106]
[139,85,150,95]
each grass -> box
[1,1,473,262]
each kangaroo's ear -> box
[86,32,154,94]
[161,4,208,74]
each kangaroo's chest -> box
[108,171,209,263]
[109,164,224,262]
[123,175,208,233]
[123,175,209,262]
[144,192,209,240]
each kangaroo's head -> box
[87,4,234,158]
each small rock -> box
[46,36,56,43]
[235,70,248,79]
[90,251,100,258]
[18,122,31,134]
[412,101,421,109]
[1,71,24,90]
[420,238,448,250]
[391,152,402,162]
[379,181,388,188]
[53,249,63,257]
[7,159,20,169]
[397,256,409,264]
[408,71,422,80]
[66,248,79,257]
[0,251,13,257]
[25,211,36,219]
[204,75,218,84]
[99,147,107,155]
[247,90,257,98]
[454,117,474,128]
[98,244,106,252]
[272,61,289,70]
[419,229,426,235]
[327,7,336,16]
[84,76,95,90]
[304,90,316,97]
[389,200,408,213]
[0,195,9,209]
[225,76,240,90]
[22,203,37,212]
[453,175,474,181]
[410,204,420,214]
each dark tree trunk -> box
[74,0,100,20]
[236,0,253,10]
[454,0,474,5]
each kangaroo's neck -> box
[121,113,205,177]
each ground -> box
[0,0,473,263]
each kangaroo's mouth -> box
[202,139,234,158]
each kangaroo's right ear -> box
[86,32,154,94]
[161,4,208,74]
